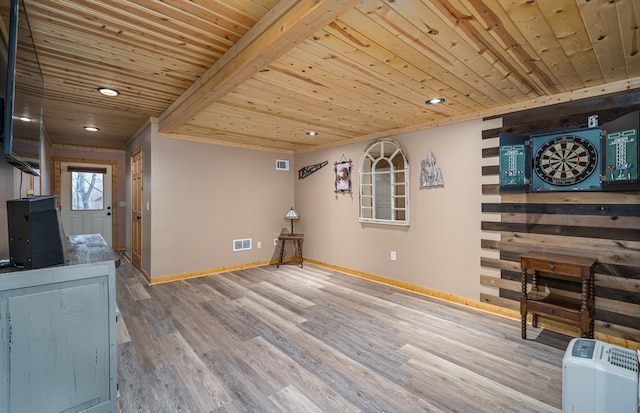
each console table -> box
[277,233,304,268]
[520,253,596,340]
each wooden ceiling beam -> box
[158,0,362,133]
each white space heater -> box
[562,338,639,413]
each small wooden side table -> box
[277,233,304,268]
[520,252,596,340]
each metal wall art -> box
[420,151,444,188]
[298,160,328,179]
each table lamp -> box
[284,207,300,234]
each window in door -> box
[359,139,409,225]
[70,168,106,211]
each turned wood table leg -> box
[277,239,285,268]
[580,277,588,337]
[520,267,528,339]
[297,239,304,268]
[530,269,538,328]
[589,276,595,338]
[580,275,595,338]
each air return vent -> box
[233,238,251,252]
[276,160,289,171]
[606,346,638,372]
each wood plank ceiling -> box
[7,0,640,153]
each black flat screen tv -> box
[0,0,43,176]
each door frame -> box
[53,157,118,249]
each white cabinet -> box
[0,261,117,412]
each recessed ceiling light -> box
[306,131,318,136]
[426,98,445,105]
[84,126,100,132]
[97,87,119,97]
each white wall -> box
[294,118,501,300]
[125,116,502,299]
[127,124,296,280]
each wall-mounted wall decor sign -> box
[419,151,444,188]
[298,160,328,179]
[335,159,352,193]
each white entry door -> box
[60,162,113,246]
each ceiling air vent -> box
[276,160,289,171]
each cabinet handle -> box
[548,264,555,270]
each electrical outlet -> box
[257,241,262,249]
[390,251,397,261]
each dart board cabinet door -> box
[499,132,530,193]
[600,110,639,191]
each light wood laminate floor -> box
[116,259,568,413]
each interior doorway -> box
[130,147,143,270]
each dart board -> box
[531,129,602,191]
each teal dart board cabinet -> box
[499,110,639,193]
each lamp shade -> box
[284,207,299,221]
[284,207,300,234]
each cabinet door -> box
[0,262,117,413]
[499,132,530,193]
[601,110,639,191]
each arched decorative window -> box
[359,139,409,225]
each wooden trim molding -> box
[145,259,278,285]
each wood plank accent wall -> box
[480,89,640,345]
